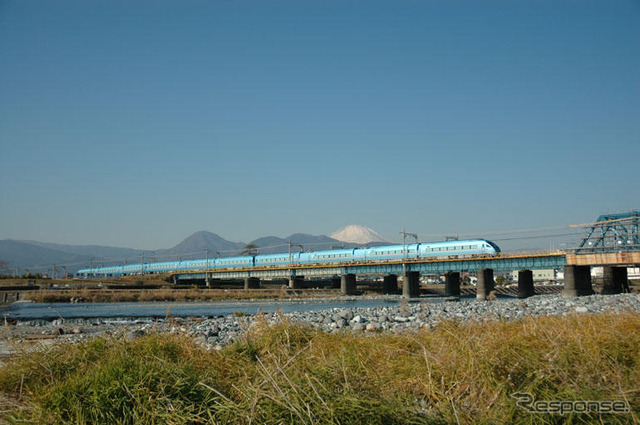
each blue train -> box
[77,239,500,278]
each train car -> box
[305,248,356,264]
[215,255,254,269]
[365,244,409,261]
[146,261,182,273]
[181,259,213,271]
[417,239,499,257]
[254,253,298,267]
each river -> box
[1,295,482,321]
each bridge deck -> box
[566,252,640,266]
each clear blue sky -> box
[1,0,639,250]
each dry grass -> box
[0,313,638,424]
[23,287,334,303]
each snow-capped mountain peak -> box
[330,225,389,244]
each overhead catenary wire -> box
[24,224,588,274]
[415,225,576,239]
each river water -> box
[1,295,480,321]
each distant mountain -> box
[160,231,245,259]
[330,225,389,244]
[0,240,93,275]
[23,240,142,260]
[249,236,290,254]
[0,227,391,276]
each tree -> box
[240,244,259,256]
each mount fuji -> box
[330,225,390,245]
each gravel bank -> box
[2,293,639,356]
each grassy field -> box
[0,312,638,424]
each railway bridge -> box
[173,211,640,300]
[172,250,568,299]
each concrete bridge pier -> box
[445,272,460,297]
[383,274,398,294]
[341,274,357,295]
[402,271,420,298]
[476,268,495,301]
[244,277,260,290]
[517,270,535,298]
[601,266,628,294]
[289,276,304,289]
[563,265,593,297]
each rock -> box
[338,309,354,321]
[352,323,365,332]
[575,306,589,313]
[125,329,145,341]
[365,323,380,332]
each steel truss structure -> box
[572,211,640,254]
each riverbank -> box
[2,293,639,353]
[1,300,638,424]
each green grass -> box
[1,313,638,424]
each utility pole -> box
[288,240,304,265]
[204,248,211,288]
[399,229,418,276]
[140,252,145,275]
